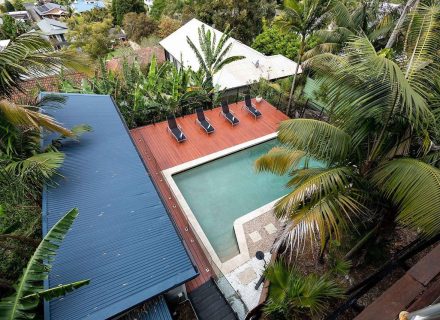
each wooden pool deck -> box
[130,99,289,291]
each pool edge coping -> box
[162,132,278,274]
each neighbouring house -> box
[70,0,105,14]
[41,93,198,320]
[106,46,165,72]
[109,27,127,42]
[37,18,68,49]
[33,3,68,20]
[4,10,30,21]
[0,39,10,52]
[160,18,301,98]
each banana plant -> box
[0,208,90,320]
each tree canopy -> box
[111,0,145,25]
[67,15,114,59]
[190,0,277,44]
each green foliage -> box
[186,24,245,100]
[305,0,401,58]
[327,241,352,276]
[264,261,345,319]
[149,0,167,19]
[4,0,15,12]
[0,33,90,98]
[60,57,213,128]
[112,0,145,25]
[256,2,440,257]
[0,208,90,320]
[0,14,29,40]
[67,15,114,59]
[274,0,335,114]
[0,34,89,295]
[12,0,24,11]
[191,0,277,44]
[252,23,302,60]
[80,7,112,23]
[123,12,157,42]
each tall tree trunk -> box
[286,36,305,116]
[385,0,420,49]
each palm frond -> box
[275,191,364,253]
[277,119,352,163]
[372,158,440,237]
[403,4,440,100]
[255,147,307,175]
[0,100,73,137]
[275,166,353,215]
[5,152,65,189]
[213,55,245,74]
[0,33,90,97]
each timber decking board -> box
[131,99,289,170]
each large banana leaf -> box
[0,208,89,320]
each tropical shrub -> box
[263,261,345,319]
[186,25,245,106]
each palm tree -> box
[305,0,401,58]
[0,33,90,194]
[0,32,90,295]
[0,33,89,98]
[0,208,90,320]
[256,3,440,256]
[275,0,336,116]
[186,24,244,107]
[263,260,344,319]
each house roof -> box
[160,18,301,91]
[5,10,30,20]
[71,0,105,13]
[41,93,197,320]
[121,295,172,320]
[37,18,68,35]
[106,47,165,72]
[35,3,67,16]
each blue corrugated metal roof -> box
[41,93,197,320]
[122,296,173,320]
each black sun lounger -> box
[195,107,215,134]
[167,115,187,142]
[244,94,262,119]
[220,101,240,126]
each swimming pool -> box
[172,139,321,263]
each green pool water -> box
[173,139,320,262]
